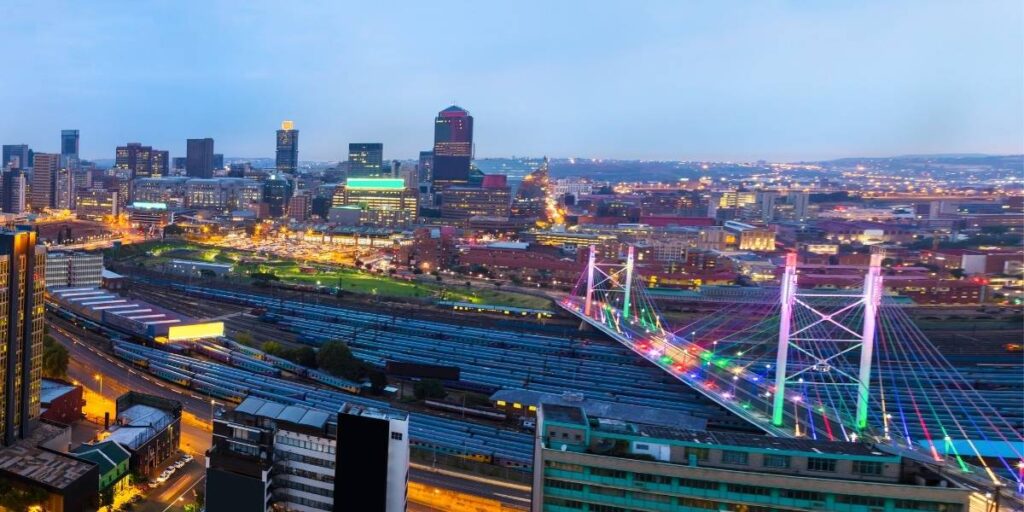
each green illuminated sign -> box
[345,178,406,190]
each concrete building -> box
[332,178,418,229]
[1,169,27,214]
[185,178,262,212]
[74,189,118,221]
[206,396,409,512]
[724,220,776,251]
[40,378,83,425]
[533,404,984,512]
[104,392,181,476]
[45,251,104,288]
[132,177,189,207]
[31,152,60,210]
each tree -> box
[234,332,255,346]
[367,370,388,394]
[292,346,317,368]
[42,336,69,379]
[316,340,364,381]
[413,379,446,400]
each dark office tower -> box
[172,157,187,173]
[115,143,154,178]
[0,228,45,446]
[348,143,384,178]
[151,150,169,177]
[213,154,224,170]
[262,174,293,218]
[30,153,59,210]
[275,120,299,174]
[1,170,27,214]
[418,151,433,183]
[1,145,30,170]
[60,129,79,168]
[186,138,215,178]
[432,105,473,189]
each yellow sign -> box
[167,322,225,341]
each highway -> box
[51,313,531,510]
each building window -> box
[545,461,583,472]
[781,489,825,502]
[763,454,790,468]
[807,457,837,472]
[727,483,771,496]
[633,472,672,485]
[544,478,583,491]
[838,495,886,507]
[684,447,709,461]
[853,460,883,475]
[589,467,627,480]
[590,486,626,497]
[721,450,748,465]
[391,432,403,441]
[679,478,718,490]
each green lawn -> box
[120,239,553,310]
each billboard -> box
[167,322,225,341]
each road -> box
[52,313,532,510]
[54,320,214,512]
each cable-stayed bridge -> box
[560,246,1024,499]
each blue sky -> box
[1,1,1021,162]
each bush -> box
[413,379,446,400]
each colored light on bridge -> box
[659,355,673,364]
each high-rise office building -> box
[275,120,299,174]
[262,174,293,218]
[331,178,418,228]
[55,167,75,210]
[172,157,187,174]
[60,129,79,169]
[213,154,224,170]
[0,228,46,446]
[30,153,59,210]
[1,170,27,214]
[151,150,169,177]
[432,105,473,189]
[417,150,433,183]
[115,143,154,178]
[1,145,30,170]
[186,138,215,179]
[348,143,384,178]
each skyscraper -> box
[418,150,433,183]
[30,153,59,210]
[262,174,293,218]
[1,145,30,170]
[115,143,154,178]
[151,150,169,177]
[1,170,27,214]
[60,129,79,169]
[0,228,46,446]
[348,143,384,178]
[275,120,299,174]
[432,105,473,189]
[186,138,215,178]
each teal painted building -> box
[533,404,985,512]
[72,440,132,493]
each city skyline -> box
[0,1,1021,162]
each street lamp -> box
[94,374,103,397]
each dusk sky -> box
[2,1,1021,162]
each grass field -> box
[120,239,553,310]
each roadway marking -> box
[494,493,531,503]
[160,474,205,512]
[410,463,531,492]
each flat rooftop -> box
[493,389,707,431]
[106,404,174,450]
[0,423,95,490]
[40,379,77,405]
